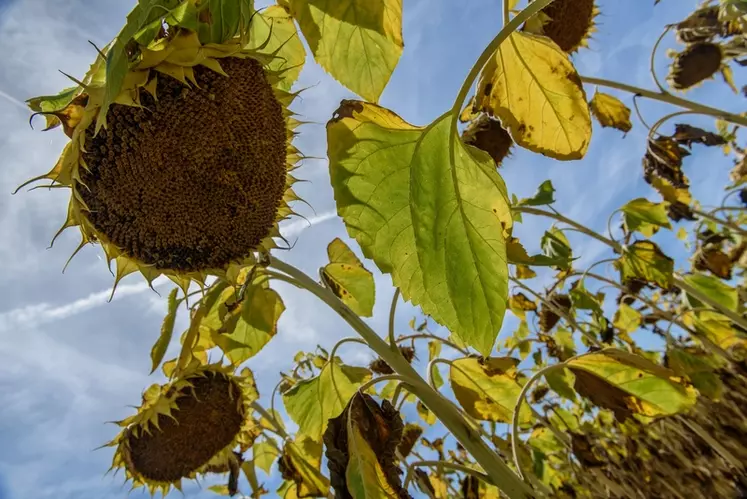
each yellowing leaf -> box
[677,227,688,241]
[212,279,285,365]
[476,32,591,160]
[149,288,180,374]
[281,437,330,497]
[666,348,724,400]
[545,367,576,401]
[346,426,401,498]
[254,440,280,474]
[283,359,371,441]
[589,91,632,133]
[615,241,674,289]
[248,5,306,90]
[508,293,537,319]
[568,349,697,420]
[321,238,375,317]
[328,101,512,355]
[416,401,437,425]
[449,357,531,424]
[620,198,672,237]
[613,303,642,334]
[288,0,403,101]
[516,265,537,279]
[687,310,747,351]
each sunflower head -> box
[667,42,724,90]
[23,29,303,293]
[107,363,258,495]
[461,114,513,167]
[525,0,599,54]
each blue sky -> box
[0,0,738,497]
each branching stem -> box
[579,76,747,127]
[268,257,533,498]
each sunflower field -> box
[14,0,747,497]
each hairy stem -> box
[580,76,747,128]
[268,258,533,498]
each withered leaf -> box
[323,392,410,499]
[643,136,691,190]
[694,247,733,280]
[369,346,416,375]
[673,124,727,148]
[570,432,606,468]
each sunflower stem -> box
[250,401,289,440]
[451,0,558,128]
[268,257,534,499]
[579,76,747,128]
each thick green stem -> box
[269,258,534,498]
[580,76,747,128]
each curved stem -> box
[388,288,401,347]
[692,207,747,237]
[358,374,408,394]
[514,206,624,253]
[649,110,700,139]
[650,26,672,94]
[675,276,747,331]
[511,277,602,347]
[251,401,290,440]
[268,257,533,498]
[396,333,470,356]
[580,76,747,128]
[502,0,511,26]
[451,0,558,124]
[329,337,368,364]
[403,460,491,491]
[512,363,567,480]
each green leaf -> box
[529,427,564,455]
[288,0,403,101]
[507,237,568,268]
[247,5,306,91]
[476,32,591,160]
[149,288,181,374]
[321,238,376,317]
[449,357,532,424]
[283,359,371,441]
[567,349,698,419]
[195,0,244,44]
[253,440,280,474]
[545,367,576,401]
[682,273,739,312]
[27,86,81,130]
[666,348,723,400]
[518,180,555,207]
[613,303,642,334]
[212,279,285,365]
[328,101,512,355]
[569,281,602,314]
[616,241,673,289]
[620,198,672,237]
[541,228,573,270]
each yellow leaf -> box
[613,303,642,334]
[676,227,688,241]
[477,32,591,160]
[589,90,632,133]
[416,401,437,425]
[321,238,376,317]
[515,265,537,279]
[288,0,403,101]
[449,357,532,424]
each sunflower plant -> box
[19,0,747,497]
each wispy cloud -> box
[281,210,337,238]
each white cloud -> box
[281,210,338,239]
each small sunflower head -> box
[23,31,303,292]
[526,0,598,53]
[461,114,513,167]
[108,364,257,495]
[667,42,724,90]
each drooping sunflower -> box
[107,363,259,495]
[23,27,302,292]
[525,0,599,54]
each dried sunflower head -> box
[525,0,599,53]
[23,30,303,292]
[667,42,724,90]
[461,114,513,167]
[107,363,258,495]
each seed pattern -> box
[539,0,596,53]
[125,372,244,483]
[78,57,288,272]
[668,43,723,90]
